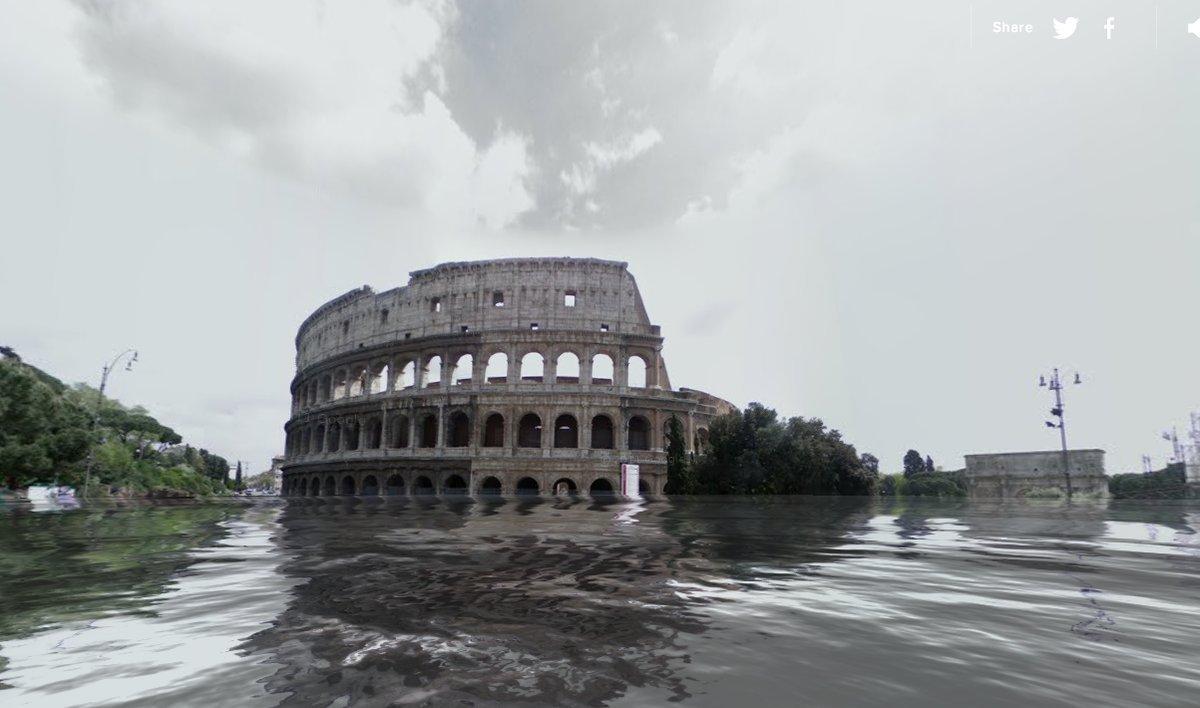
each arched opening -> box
[311,477,321,496]
[319,375,331,401]
[589,478,615,496]
[422,355,443,388]
[366,418,382,449]
[552,478,578,496]
[300,427,311,454]
[447,411,470,447]
[554,414,578,448]
[696,428,710,452]
[345,420,361,451]
[627,356,647,388]
[420,414,438,448]
[362,475,379,496]
[385,474,404,495]
[452,354,473,386]
[638,479,650,496]
[518,413,542,448]
[369,363,389,394]
[443,474,468,495]
[479,476,503,495]
[482,413,505,447]
[332,371,347,400]
[390,415,410,448]
[315,424,325,453]
[555,352,580,383]
[516,477,540,496]
[340,475,356,496]
[413,475,435,495]
[298,478,308,496]
[591,354,614,384]
[328,422,341,452]
[520,352,544,382]
[628,416,650,450]
[348,366,366,397]
[398,360,416,389]
[590,415,614,449]
[485,352,508,383]
[323,476,336,496]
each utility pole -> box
[1039,368,1083,499]
[82,349,139,498]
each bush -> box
[896,470,967,498]
[1109,464,1187,499]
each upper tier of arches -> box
[292,344,662,414]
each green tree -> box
[690,403,877,496]
[0,359,91,488]
[663,415,691,494]
[234,461,244,491]
[924,454,936,472]
[903,449,925,478]
[0,353,229,497]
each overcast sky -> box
[2,1,1197,475]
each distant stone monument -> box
[963,449,1108,499]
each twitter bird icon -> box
[1053,17,1079,39]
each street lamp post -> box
[81,349,139,498]
[1039,368,1082,499]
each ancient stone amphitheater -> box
[281,257,735,497]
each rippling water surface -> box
[2,496,1199,706]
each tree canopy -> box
[670,403,877,495]
[0,355,227,496]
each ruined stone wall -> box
[964,449,1108,499]
[294,258,655,372]
[280,257,734,497]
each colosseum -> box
[280,257,735,497]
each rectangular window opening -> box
[530,322,539,331]
[461,325,470,333]
[599,324,609,332]
[380,309,389,324]
[431,297,442,313]
[564,291,576,307]
[493,291,505,307]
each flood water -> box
[2,496,1199,707]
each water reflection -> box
[1,497,1198,706]
[245,497,711,704]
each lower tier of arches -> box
[280,464,662,498]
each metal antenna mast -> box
[1039,368,1083,499]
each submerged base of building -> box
[283,455,661,498]
[963,449,1108,499]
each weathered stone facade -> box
[280,258,735,497]
[963,449,1108,499]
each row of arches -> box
[287,411,665,456]
[294,351,654,410]
[284,473,644,497]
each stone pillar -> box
[436,404,445,448]
[546,351,557,385]
[508,347,520,384]
[581,352,593,386]
[472,352,486,386]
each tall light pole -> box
[81,349,138,497]
[1039,368,1083,499]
